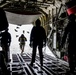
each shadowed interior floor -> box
[7,53,69,75]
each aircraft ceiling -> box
[0,0,54,25]
[3,1,42,25]
[5,11,41,25]
[0,0,68,25]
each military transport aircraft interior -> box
[0,0,76,75]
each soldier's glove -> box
[43,42,46,47]
[29,41,33,48]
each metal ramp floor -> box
[8,53,69,75]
